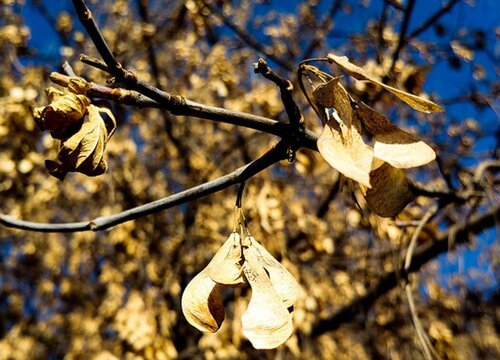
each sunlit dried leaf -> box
[241,245,293,349]
[206,232,245,286]
[318,113,373,188]
[32,87,90,139]
[248,236,299,308]
[181,271,225,333]
[356,101,436,168]
[66,76,91,95]
[361,161,415,217]
[327,53,444,113]
[46,104,116,180]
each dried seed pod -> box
[247,236,300,308]
[206,232,245,286]
[181,271,225,333]
[241,245,293,349]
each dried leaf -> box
[356,101,436,168]
[247,236,299,308]
[206,232,245,286]
[317,113,373,188]
[47,104,116,180]
[32,88,91,139]
[361,161,415,217]
[327,53,444,113]
[181,271,225,333]
[241,245,293,349]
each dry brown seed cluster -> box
[181,218,299,350]
[301,55,444,217]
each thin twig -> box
[405,284,438,360]
[253,58,304,128]
[72,0,122,74]
[302,0,343,59]
[386,0,416,78]
[0,142,288,233]
[404,205,438,273]
[403,205,442,360]
[409,0,461,38]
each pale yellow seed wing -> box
[181,271,225,333]
[318,114,373,188]
[241,245,293,349]
[248,236,299,308]
[362,161,415,217]
[327,53,444,113]
[356,101,436,168]
[206,232,244,286]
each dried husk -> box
[246,236,299,308]
[181,271,225,333]
[241,245,293,349]
[206,232,245,286]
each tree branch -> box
[386,0,416,78]
[253,58,304,128]
[409,0,461,38]
[311,203,500,336]
[0,142,288,233]
[50,71,318,151]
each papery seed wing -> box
[247,237,299,308]
[362,160,415,217]
[318,114,373,188]
[327,53,444,113]
[206,232,244,286]
[181,271,225,333]
[241,245,293,349]
[356,101,436,168]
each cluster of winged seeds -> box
[301,54,444,218]
[181,224,299,349]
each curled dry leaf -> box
[181,271,225,333]
[246,236,300,309]
[241,245,293,349]
[206,232,245,286]
[32,87,90,139]
[355,101,436,168]
[47,103,117,180]
[360,160,415,217]
[327,53,444,113]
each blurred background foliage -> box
[0,0,498,359]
